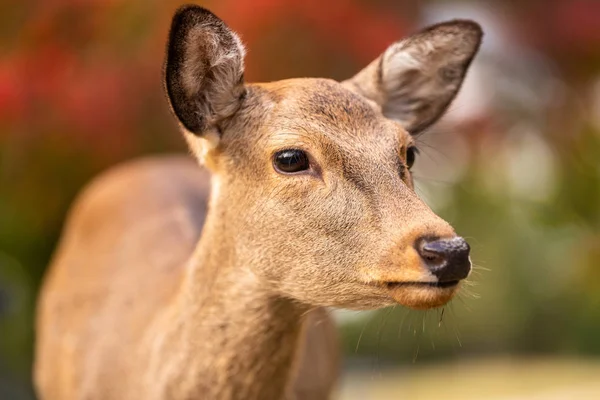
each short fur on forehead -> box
[164,5,246,136]
[345,20,482,134]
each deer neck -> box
[150,185,307,400]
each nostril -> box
[415,236,471,282]
[424,253,438,262]
[418,244,445,265]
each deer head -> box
[164,5,482,310]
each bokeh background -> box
[1,0,599,399]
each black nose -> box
[416,237,471,282]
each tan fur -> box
[35,6,482,400]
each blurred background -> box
[1,0,599,399]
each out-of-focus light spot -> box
[502,125,557,203]
[445,62,493,124]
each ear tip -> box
[422,19,483,43]
[171,5,226,31]
[173,4,216,19]
[450,19,484,38]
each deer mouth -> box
[381,280,460,310]
[385,280,460,290]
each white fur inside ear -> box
[384,43,424,73]
[182,26,246,130]
[382,47,424,96]
[183,129,220,166]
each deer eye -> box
[406,146,419,169]
[273,149,310,174]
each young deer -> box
[34,5,482,400]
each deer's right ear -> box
[343,20,482,135]
[164,5,245,137]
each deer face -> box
[164,6,481,310]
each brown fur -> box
[35,5,482,400]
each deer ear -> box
[164,5,246,136]
[344,20,482,135]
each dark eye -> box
[273,149,310,174]
[406,146,419,169]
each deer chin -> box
[383,280,460,310]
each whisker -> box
[412,342,421,363]
[397,308,411,340]
[354,312,375,354]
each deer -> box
[34,5,482,400]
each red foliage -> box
[520,0,600,62]
[215,0,408,80]
[552,0,600,52]
[0,59,26,124]
[2,0,600,151]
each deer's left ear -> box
[344,20,482,135]
[164,5,246,137]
